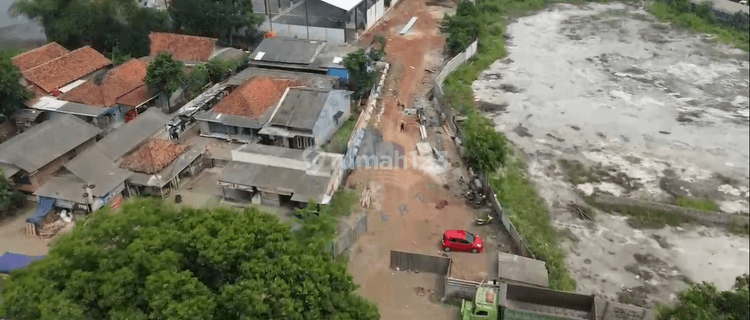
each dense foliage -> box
[12,0,169,57]
[0,49,32,121]
[145,52,185,95]
[658,274,750,320]
[170,0,263,44]
[651,0,749,50]
[343,48,378,99]
[461,108,507,174]
[186,56,249,97]
[0,168,25,217]
[0,198,379,320]
[441,0,481,53]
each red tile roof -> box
[116,86,155,107]
[119,140,188,174]
[61,59,148,107]
[213,76,299,118]
[23,46,112,93]
[149,32,217,62]
[11,42,70,71]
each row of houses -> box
[2,33,361,227]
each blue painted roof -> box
[26,196,54,225]
[0,252,45,274]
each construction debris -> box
[360,187,372,208]
[436,199,448,210]
[39,220,68,239]
[569,202,593,221]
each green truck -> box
[460,281,653,320]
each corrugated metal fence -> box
[389,250,451,274]
[331,213,368,259]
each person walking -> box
[400,119,405,132]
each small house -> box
[0,114,101,194]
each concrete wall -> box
[259,22,347,44]
[313,91,352,146]
[199,120,258,143]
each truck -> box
[460,281,654,320]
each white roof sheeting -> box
[319,0,362,11]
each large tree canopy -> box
[145,52,185,95]
[170,0,263,44]
[657,274,749,320]
[0,49,32,121]
[0,199,379,320]
[12,0,169,56]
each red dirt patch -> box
[119,140,188,174]
[213,76,300,118]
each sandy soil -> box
[0,204,51,257]
[472,2,750,308]
[347,1,512,319]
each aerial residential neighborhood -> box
[1,0,749,319]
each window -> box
[475,311,489,317]
[449,239,458,243]
[465,232,476,243]
[459,239,471,245]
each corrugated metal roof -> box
[0,115,101,173]
[251,38,325,65]
[64,147,132,197]
[95,108,170,161]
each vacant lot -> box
[473,2,750,307]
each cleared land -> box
[473,2,750,307]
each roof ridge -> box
[150,31,219,42]
[10,42,67,61]
[23,46,98,75]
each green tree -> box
[0,48,32,122]
[12,0,169,57]
[441,0,481,53]
[0,198,379,320]
[657,274,750,320]
[0,168,25,217]
[462,109,508,174]
[170,0,263,44]
[343,49,376,99]
[145,52,185,99]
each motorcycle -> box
[475,214,493,225]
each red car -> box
[442,230,484,253]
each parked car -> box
[442,230,484,253]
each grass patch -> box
[322,115,358,153]
[558,159,643,192]
[594,202,697,228]
[490,150,577,291]
[675,197,720,212]
[648,1,750,51]
[728,215,750,236]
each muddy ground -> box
[472,2,750,308]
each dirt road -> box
[346,1,507,319]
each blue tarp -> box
[0,252,45,274]
[327,67,350,83]
[26,196,54,225]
